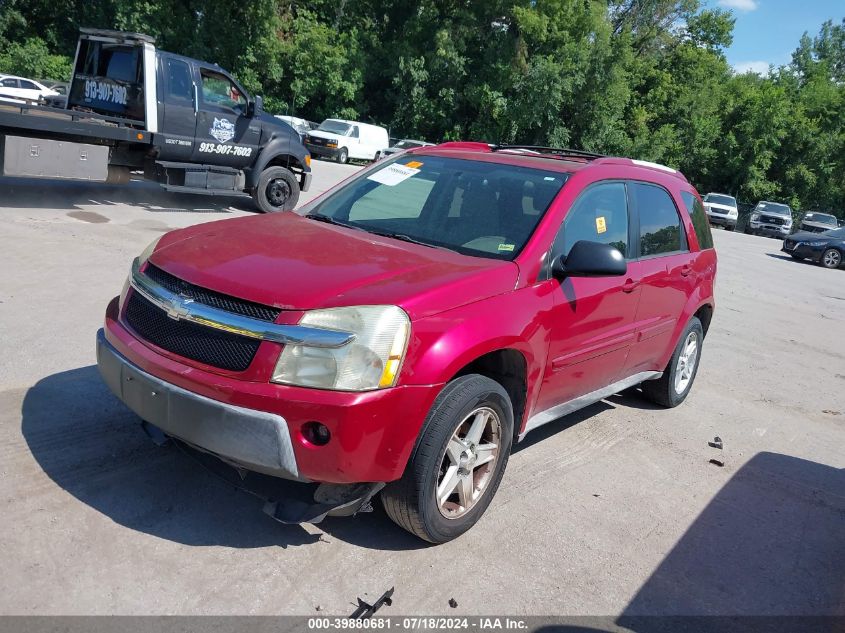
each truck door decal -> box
[210,118,235,143]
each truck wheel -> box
[336,148,349,164]
[382,374,514,543]
[253,166,299,213]
[820,248,842,269]
[641,316,704,408]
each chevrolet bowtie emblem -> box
[165,295,194,320]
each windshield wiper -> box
[307,213,358,229]
[367,230,452,251]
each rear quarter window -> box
[681,191,714,250]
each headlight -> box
[271,305,410,391]
[728,208,738,217]
[751,213,760,221]
[138,236,162,266]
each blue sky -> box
[710,0,844,74]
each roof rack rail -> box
[491,145,606,160]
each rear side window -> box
[632,183,685,257]
[681,191,714,250]
[19,80,38,90]
[554,182,629,258]
[1,78,18,87]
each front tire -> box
[641,317,704,408]
[336,148,349,164]
[252,166,300,213]
[820,248,842,269]
[382,375,514,543]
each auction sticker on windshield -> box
[368,164,420,186]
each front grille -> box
[125,291,260,372]
[306,136,325,146]
[760,215,785,226]
[710,207,728,215]
[145,264,280,322]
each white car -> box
[274,115,314,143]
[702,192,738,231]
[0,74,59,104]
[377,139,434,159]
[304,119,389,164]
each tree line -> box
[1,0,843,216]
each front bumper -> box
[707,213,736,227]
[305,143,340,159]
[301,170,312,192]
[782,241,824,261]
[99,297,441,484]
[97,329,304,481]
[749,221,791,237]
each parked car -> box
[305,119,388,164]
[782,227,845,269]
[275,115,315,143]
[0,74,59,103]
[797,212,839,234]
[377,138,434,159]
[702,192,738,230]
[96,143,716,543]
[745,201,794,238]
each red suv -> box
[97,143,716,543]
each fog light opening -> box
[302,421,331,447]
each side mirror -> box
[552,240,627,278]
[249,95,264,118]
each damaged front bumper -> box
[97,329,383,522]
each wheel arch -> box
[449,348,529,442]
[246,137,310,190]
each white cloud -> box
[733,61,771,75]
[717,0,759,11]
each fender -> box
[246,133,311,190]
[402,284,556,432]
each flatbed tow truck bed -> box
[0,102,152,144]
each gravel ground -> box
[0,161,843,617]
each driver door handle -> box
[622,278,640,293]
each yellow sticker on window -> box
[497,243,515,252]
[596,216,607,234]
[405,161,424,169]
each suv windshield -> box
[302,155,568,260]
[705,194,736,206]
[318,120,352,135]
[805,213,837,226]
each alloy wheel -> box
[436,406,501,519]
[822,249,841,268]
[674,331,699,395]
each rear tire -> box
[382,375,514,543]
[641,317,704,408]
[252,166,300,213]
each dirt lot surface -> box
[1,161,843,616]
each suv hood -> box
[148,213,518,321]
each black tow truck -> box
[0,29,310,212]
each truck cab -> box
[0,29,311,212]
